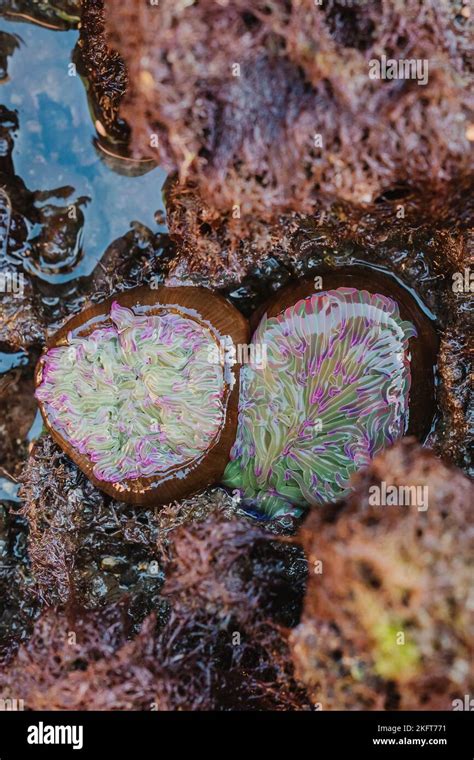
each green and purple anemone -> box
[36,302,226,483]
[223,288,417,517]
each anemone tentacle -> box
[36,302,225,483]
[223,288,417,516]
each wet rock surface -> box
[0,0,80,30]
[0,498,37,666]
[0,506,309,710]
[74,0,128,148]
[19,435,167,613]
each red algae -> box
[291,440,474,710]
[105,0,473,233]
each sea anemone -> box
[223,275,437,517]
[35,285,249,505]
